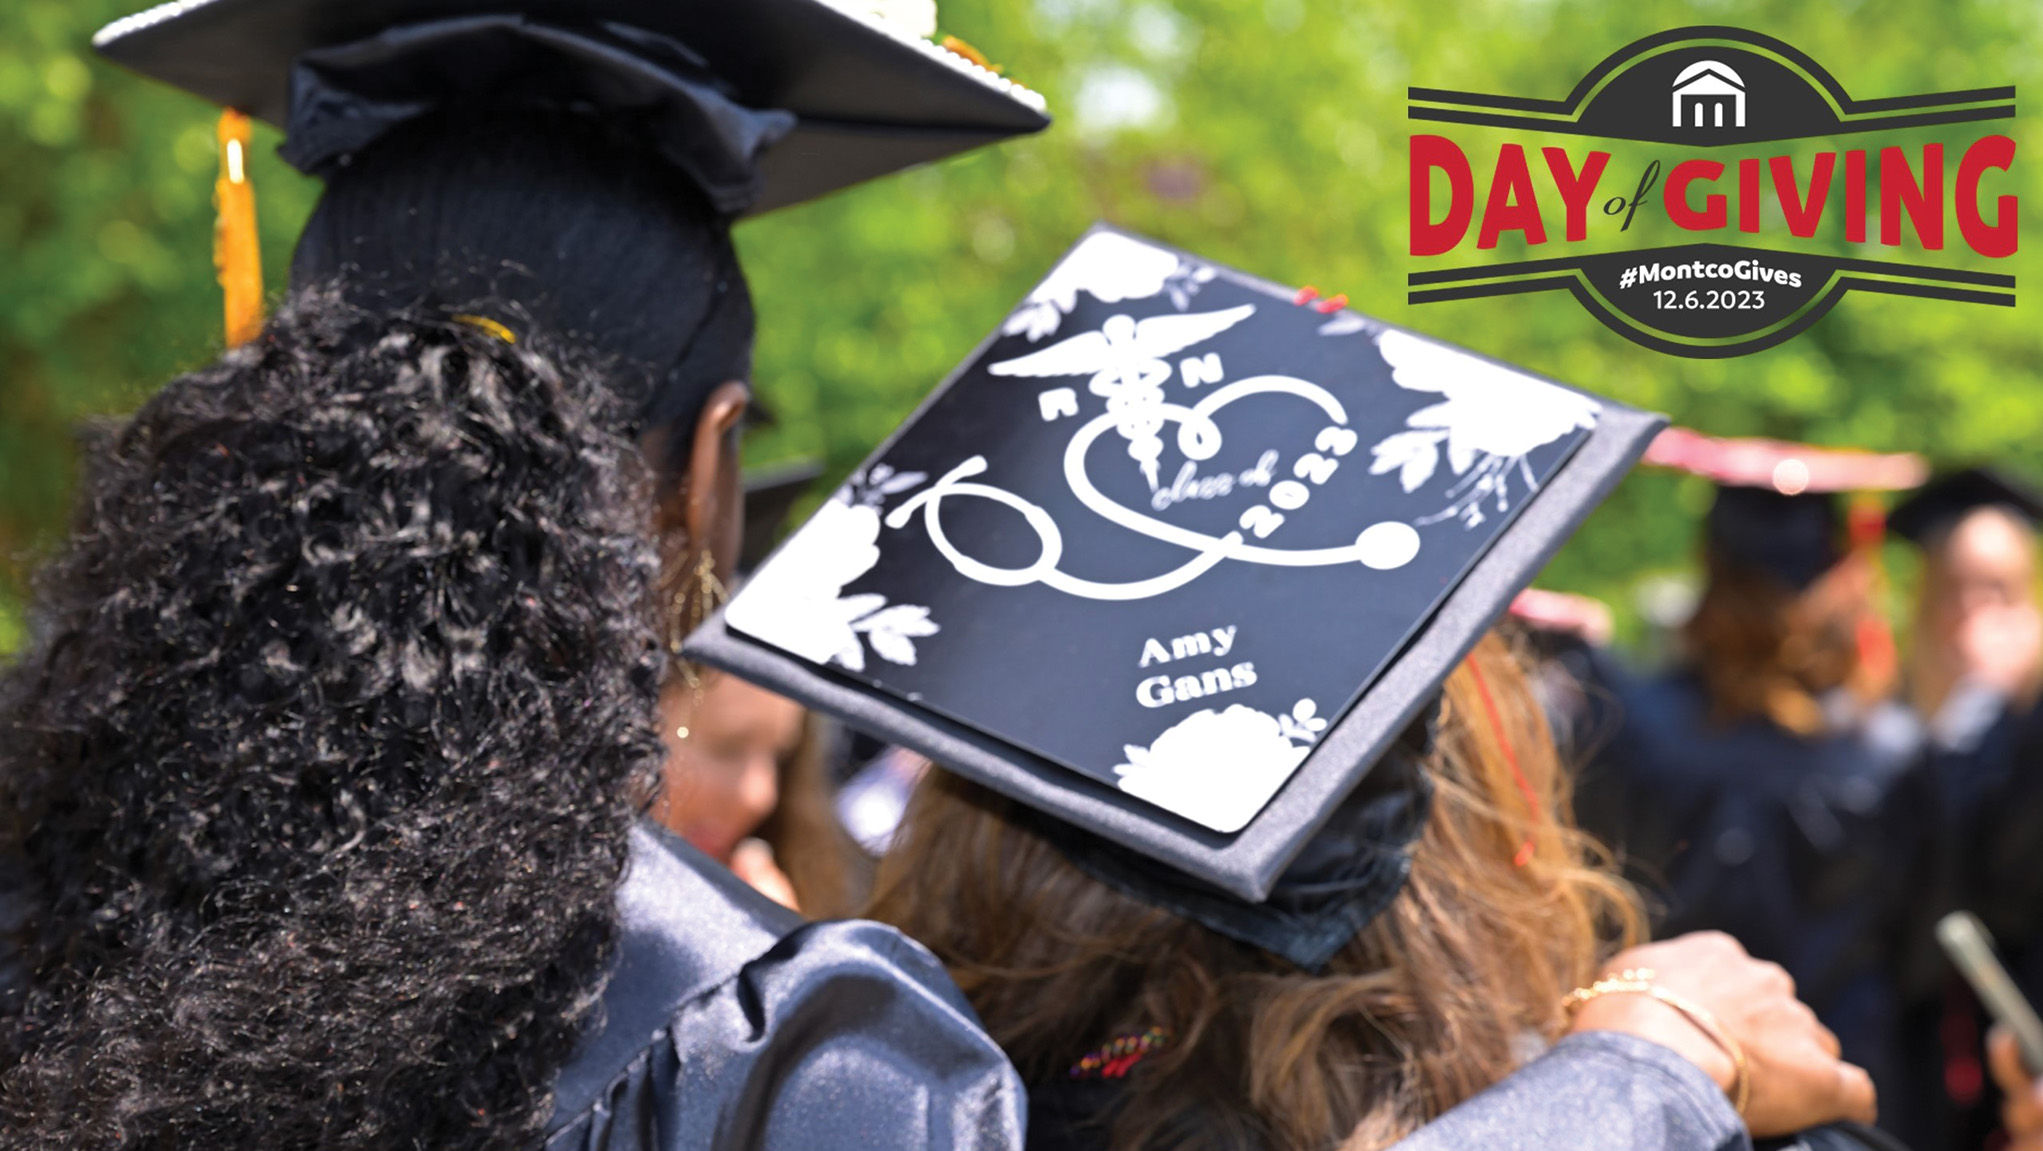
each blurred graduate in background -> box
[1891,468,2043,816]
[1891,467,2043,1151]
[1572,433,1936,1136]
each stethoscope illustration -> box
[883,371,1423,603]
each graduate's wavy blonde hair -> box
[866,630,1642,1151]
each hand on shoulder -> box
[1567,931,1877,1137]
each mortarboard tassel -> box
[939,35,1001,74]
[1464,653,1540,867]
[214,109,264,347]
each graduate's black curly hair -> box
[0,291,664,1150]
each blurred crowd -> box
[1543,446,2043,1151]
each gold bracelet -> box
[1562,968,1751,1118]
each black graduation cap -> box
[741,459,825,574]
[684,225,1664,953]
[92,0,1048,216]
[1706,486,1842,591]
[1889,466,2043,546]
[1643,429,1927,590]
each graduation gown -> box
[1573,671,1931,1122]
[1027,1031,1752,1151]
[1903,698,2043,1151]
[574,829,1781,1151]
[544,824,1025,1150]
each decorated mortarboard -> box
[1889,466,2043,546]
[741,459,826,575]
[685,225,1666,906]
[1643,429,1927,590]
[92,0,1047,217]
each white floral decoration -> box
[1368,329,1601,528]
[1004,231,1206,342]
[1316,312,1370,337]
[1113,700,1322,833]
[724,471,940,672]
[1276,698,1329,742]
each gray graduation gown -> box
[543,824,1025,1150]
[542,825,1753,1151]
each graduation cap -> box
[684,226,1665,964]
[92,0,1048,217]
[740,459,825,575]
[1643,428,1926,591]
[1889,466,2043,547]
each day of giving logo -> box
[1407,27,2018,358]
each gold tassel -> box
[214,109,264,347]
[940,35,1002,73]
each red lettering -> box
[1769,154,1835,238]
[1956,135,2018,258]
[1738,159,1761,233]
[1664,160,1727,231]
[1881,145,1944,249]
[1845,150,1867,243]
[1477,144,1546,249]
[1410,135,1473,257]
[1542,148,1610,242]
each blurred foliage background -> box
[1,0,2038,654]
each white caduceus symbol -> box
[987,305,1256,489]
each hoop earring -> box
[667,548,727,693]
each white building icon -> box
[1672,60,1745,128]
